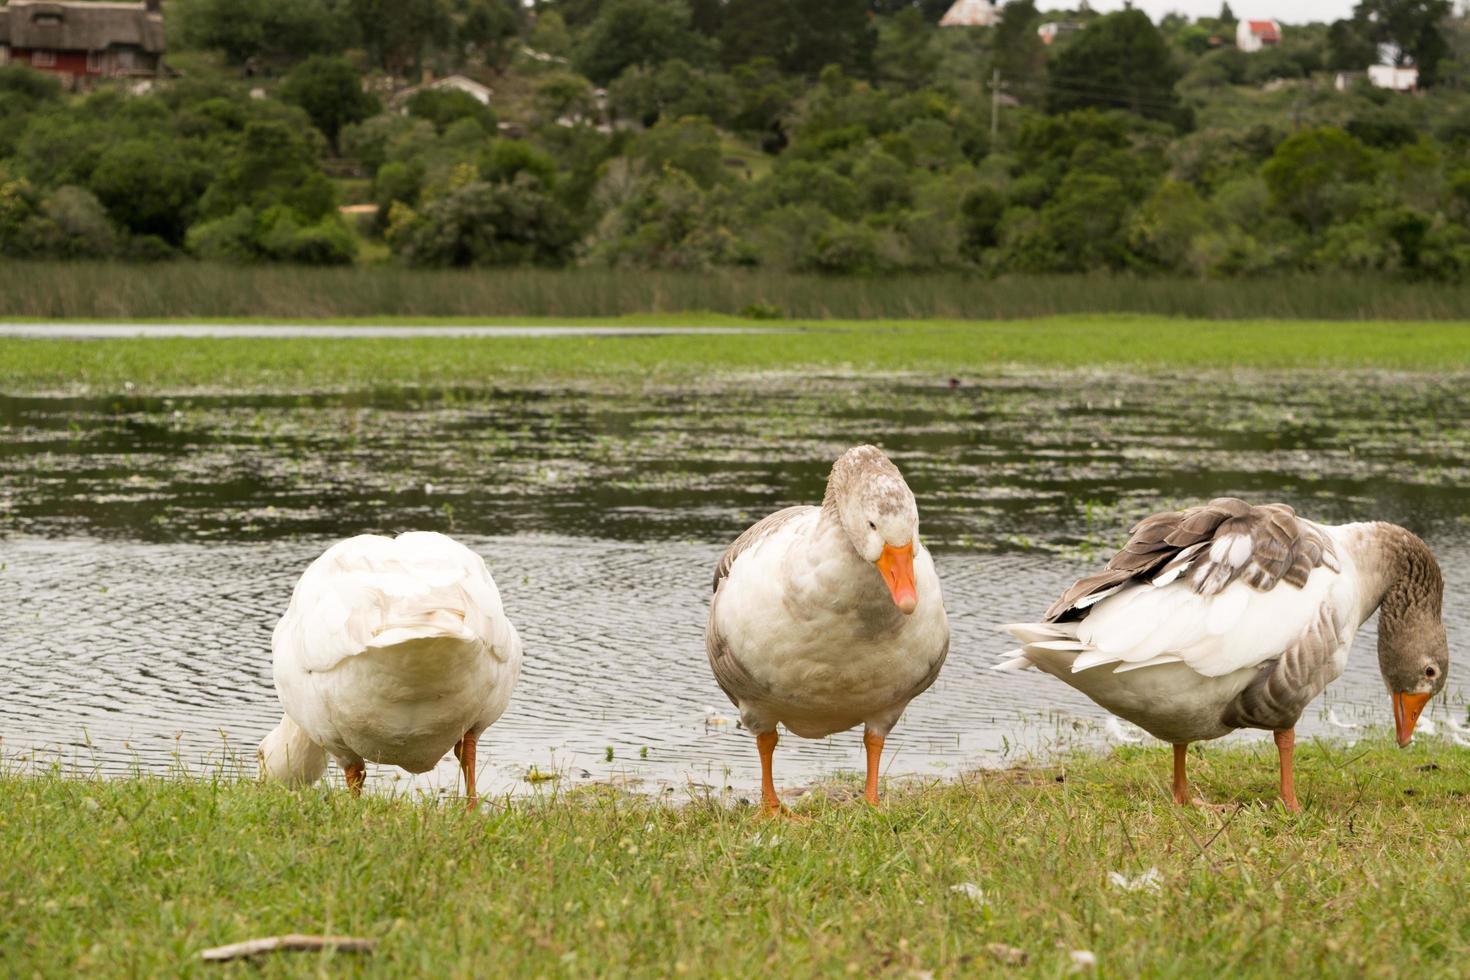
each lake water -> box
[2,369,1467,800]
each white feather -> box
[1075,583,1126,609]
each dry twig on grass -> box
[200,935,376,962]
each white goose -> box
[997,499,1449,811]
[706,445,950,813]
[257,532,523,807]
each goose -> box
[706,445,950,814]
[257,532,523,808]
[996,499,1448,811]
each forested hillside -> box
[3,0,1470,279]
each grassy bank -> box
[3,742,1468,976]
[10,263,1470,321]
[5,316,1470,391]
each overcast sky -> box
[1034,1,1354,23]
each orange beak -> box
[1392,691,1432,747]
[876,542,917,615]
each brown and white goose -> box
[996,499,1449,811]
[706,446,950,813]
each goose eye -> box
[1425,666,1437,679]
[867,521,876,530]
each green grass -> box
[4,742,1468,976]
[11,262,1470,320]
[4,316,1470,392]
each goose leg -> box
[1274,728,1300,813]
[863,729,884,806]
[344,762,366,797]
[1171,743,1190,805]
[454,731,479,810]
[756,730,784,815]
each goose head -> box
[257,714,328,787]
[825,445,921,615]
[1374,528,1449,746]
[1379,611,1448,746]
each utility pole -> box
[990,68,1001,140]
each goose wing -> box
[706,506,813,704]
[710,506,812,593]
[1008,499,1346,678]
[274,531,520,675]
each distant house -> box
[939,0,998,28]
[1367,64,1419,92]
[1236,19,1281,53]
[0,0,165,85]
[1037,22,1081,45]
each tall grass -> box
[8,261,1470,320]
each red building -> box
[0,0,165,86]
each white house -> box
[1236,19,1281,53]
[1367,64,1419,92]
[939,0,997,27]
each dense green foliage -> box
[4,741,1469,975]
[7,2,1470,278]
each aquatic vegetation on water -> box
[2,371,1468,548]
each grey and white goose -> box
[996,499,1448,811]
[706,445,951,814]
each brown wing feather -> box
[1044,498,1337,623]
[710,506,810,593]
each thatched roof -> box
[938,0,997,28]
[0,1,165,54]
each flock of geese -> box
[257,445,1450,814]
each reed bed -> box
[8,261,1470,321]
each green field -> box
[3,740,1467,977]
[5,315,1470,392]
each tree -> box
[407,89,497,134]
[991,1,1046,101]
[1046,10,1189,129]
[1262,127,1377,232]
[390,174,577,266]
[1327,18,1379,70]
[719,0,789,68]
[454,0,524,67]
[632,116,729,188]
[172,0,350,64]
[346,0,454,74]
[688,0,723,35]
[876,7,939,89]
[574,0,715,84]
[785,0,876,79]
[89,139,208,244]
[198,121,337,220]
[720,0,874,77]
[279,57,381,152]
